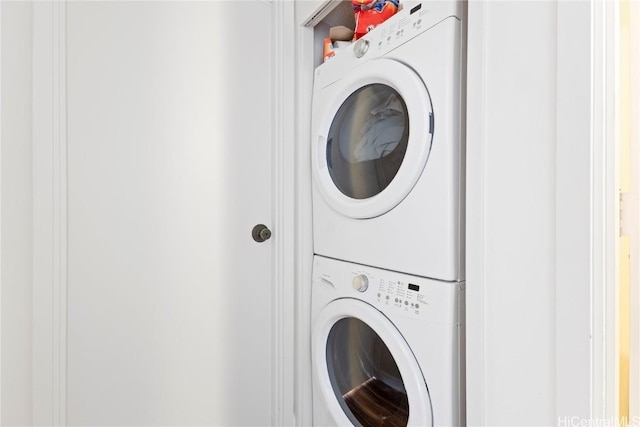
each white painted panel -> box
[480,4,556,420]
[0,2,33,425]
[296,0,328,25]
[467,1,593,425]
[555,0,592,419]
[470,2,557,424]
[65,2,273,425]
[293,5,316,426]
[32,3,57,424]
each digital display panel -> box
[408,283,420,292]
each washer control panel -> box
[375,277,426,313]
[313,255,461,324]
[348,267,432,320]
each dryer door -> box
[312,58,433,219]
[313,298,432,427]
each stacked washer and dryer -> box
[310,1,465,426]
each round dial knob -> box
[353,39,369,58]
[352,274,369,292]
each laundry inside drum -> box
[326,317,410,427]
[326,84,409,200]
[343,377,409,427]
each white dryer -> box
[311,1,465,281]
[311,255,464,427]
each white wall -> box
[31,2,289,425]
[466,1,594,424]
[1,2,34,425]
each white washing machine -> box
[311,255,464,427]
[311,1,465,281]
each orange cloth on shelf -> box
[352,0,399,40]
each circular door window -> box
[312,59,433,219]
[327,317,409,427]
[312,299,432,426]
[327,84,409,200]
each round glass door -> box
[327,317,409,427]
[312,59,433,219]
[327,84,409,200]
[312,298,432,426]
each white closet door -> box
[58,2,273,425]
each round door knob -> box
[352,274,369,292]
[252,224,272,242]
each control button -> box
[404,301,409,306]
[352,274,369,292]
[415,303,420,309]
[386,295,390,300]
[354,39,370,58]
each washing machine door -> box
[312,58,433,219]
[313,298,432,427]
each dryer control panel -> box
[313,0,463,90]
[364,2,461,59]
